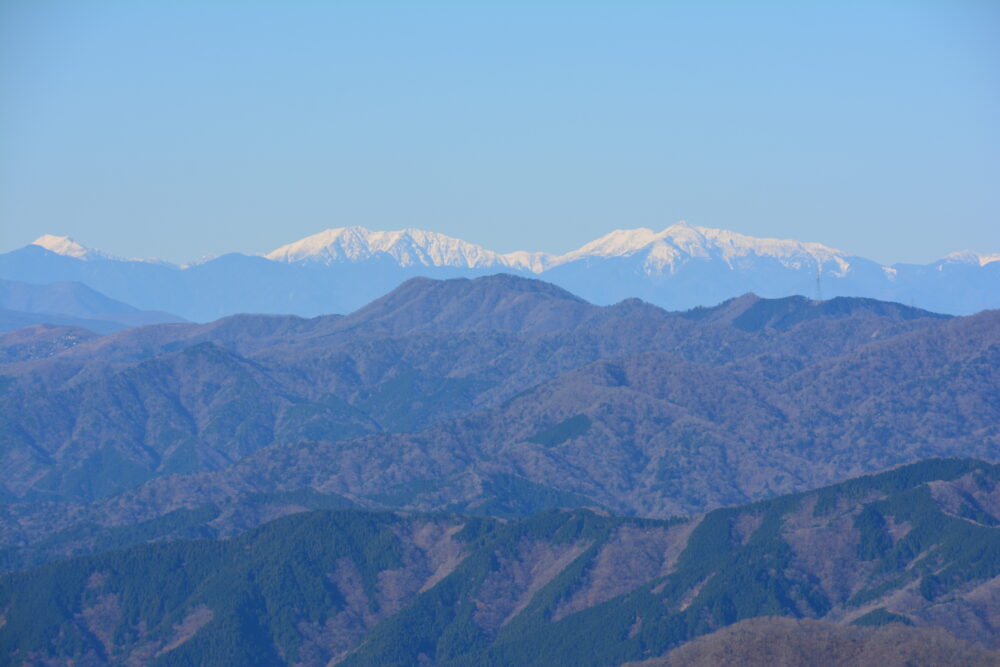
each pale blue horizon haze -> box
[1,1,998,266]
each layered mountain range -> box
[0,275,996,570]
[1,274,998,664]
[3,223,997,320]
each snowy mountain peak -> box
[31,235,104,260]
[29,235,175,264]
[265,226,482,267]
[264,226,553,271]
[552,222,850,275]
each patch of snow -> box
[180,254,220,269]
[944,250,1000,267]
[643,241,683,274]
[501,250,554,273]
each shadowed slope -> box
[3,460,1000,665]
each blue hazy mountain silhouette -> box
[2,223,996,320]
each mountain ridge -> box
[21,223,919,271]
[3,458,999,665]
[0,275,993,567]
[30,223,1000,274]
[6,223,997,319]
[0,276,996,666]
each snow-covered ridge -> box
[554,222,852,275]
[27,226,997,274]
[264,226,553,272]
[263,222,854,275]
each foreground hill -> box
[2,459,998,665]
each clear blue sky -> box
[2,1,997,265]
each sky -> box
[1,1,998,266]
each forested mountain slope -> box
[0,276,996,569]
[2,459,999,666]
[0,276,963,505]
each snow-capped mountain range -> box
[262,222,858,276]
[264,226,550,272]
[3,223,997,321]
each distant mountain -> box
[265,226,549,272]
[258,224,871,280]
[2,223,997,319]
[0,278,137,316]
[29,233,111,260]
[0,279,186,333]
[3,459,999,666]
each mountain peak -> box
[337,274,594,335]
[265,226,491,267]
[31,234,103,260]
[28,235,173,265]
